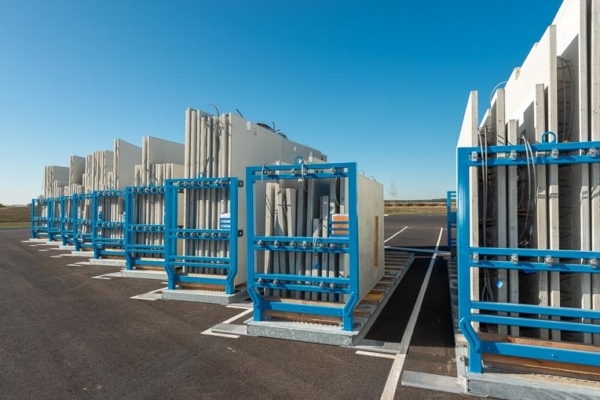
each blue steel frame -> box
[446,190,457,251]
[74,192,95,251]
[246,161,360,331]
[47,197,61,241]
[457,139,600,374]
[164,177,239,294]
[59,195,78,246]
[91,190,126,259]
[124,185,166,270]
[30,197,54,240]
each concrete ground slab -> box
[88,258,126,267]
[162,288,248,305]
[121,269,167,280]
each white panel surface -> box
[357,175,384,301]
[114,139,141,189]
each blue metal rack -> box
[59,195,78,246]
[246,161,359,331]
[446,190,457,251]
[457,138,600,374]
[164,177,240,294]
[30,197,57,240]
[124,185,166,270]
[74,192,94,251]
[91,190,126,259]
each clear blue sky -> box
[0,0,562,205]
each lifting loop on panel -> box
[541,131,557,143]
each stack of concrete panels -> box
[258,170,384,303]
[43,166,69,198]
[457,0,600,345]
[164,109,325,297]
[94,139,142,254]
[126,136,184,267]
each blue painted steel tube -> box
[124,187,135,270]
[228,179,239,294]
[456,140,600,375]
[30,199,35,238]
[446,191,456,251]
[164,182,177,289]
[30,199,41,239]
[246,166,261,321]
[456,147,482,373]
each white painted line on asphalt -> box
[356,350,396,360]
[91,271,123,280]
[201,308,254,339]
[380,227,443,400]
[222,308,253,324]
[201,330,240,339]
[226,303,253,310]
[384,226,409,244]
[131,287,167,301]
[385,246,450,256]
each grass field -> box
[0,201,446,229]
[384,201,446,215]
[0,205,30,229]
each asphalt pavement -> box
[0,215,471,400]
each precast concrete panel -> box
[227,114,325,285]
[503,25,557,140]
[44,166,69,198]
[591,0,600,345]
[114,139,142,189]
[457,91,479,148]
[69,156,85,187]
[144,136,184,166]
[457,91,480,315]
[357,175,384,301]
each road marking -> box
[356,350,396,360]
[384,226,409,244]
[222,308,253,324]
[92,271,123,280]
[385,246,450,256]
[66,261,91,266]
[380,227,443,400]
[131,287,166,301]
[226,303,253,310]
[201,330,240,339]
[201,308,254,339]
